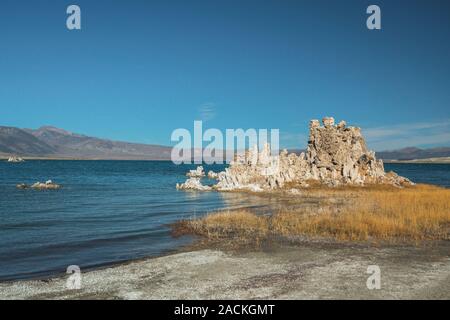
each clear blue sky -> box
[1,0,449,150]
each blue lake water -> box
[0,161,449,281]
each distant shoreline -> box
[2,156,450,163]
[0,156,173,161]
[384,157,450,164]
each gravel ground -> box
[1,242,449,300]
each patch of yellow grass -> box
[175,184,450,243]
[181,211,269,240]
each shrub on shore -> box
[174,184,450,243]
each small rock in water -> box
[186,166,205,178]
[176,177,211,191]
[16,180,61,190]
[7,156,25,163]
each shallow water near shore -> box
[0,160,449,281]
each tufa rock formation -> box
[176,117,413,191]
[17,180,61,190]
[186,166,206,178]
[7,156,24,163]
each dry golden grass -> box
[174,211,269,243]
[174,184,450,243]
[273,184,450,241]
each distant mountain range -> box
[0,126,171,160]
[288,147,450,161]
[1,125,450,161]
[376,147,450,160]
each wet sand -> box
[1,242,449,300]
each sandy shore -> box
[1,242,449,300]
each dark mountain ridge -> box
[0,126,56,156]
[0,126,172,160]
